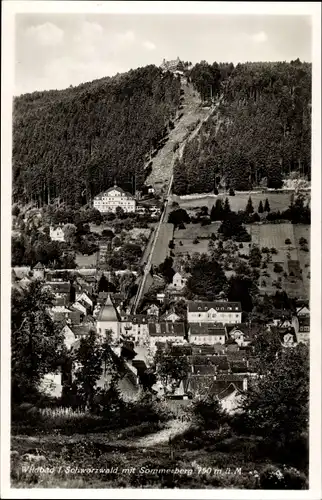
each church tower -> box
[96,294,120,343]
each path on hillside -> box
[134,419,191,448]
[145,82,210,194]
[133,89,219,312]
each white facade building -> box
[93,184,136,214]
[189,323,226,345]
[187,301,242,325]
[50,225,65,242]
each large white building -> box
[187,301,242,325]
[93,184,136,214]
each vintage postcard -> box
[1,1,321,499]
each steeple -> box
[97,293,120,322]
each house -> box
[185,374,247,400]
[271,326,298,347]
[156,293,165,303]
[170,271,189,291]
[188,323,227,345]
[148,322,186,347]
[33,262,45,280]
[44,281,71,305]
[160,309,181,323]
[96,294,121,343]
[60,324,77,350]
[187,301,242,325]
[146,303,159,318]
[217,383,244,414]
[76,292,93,309]
[50,306,82,325]
[71,302,87,316]
[93,183,136,214]
[120,314,155,344]
[296,306,310,317]
[297,316,310,344]
[227,326,253,347]
[50,225,65,242]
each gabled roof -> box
[94,184,134,200]
[97,294,120,322]
[217,383,242,400]
[188,301,242,313]
[34,262,45,270]
[189,322,226,336]
[46,281,71,294]
[148,322,185,337]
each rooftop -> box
[94,184,134,200]
[189,323,226,336]
[188,301,242,313]
[97,294,120,322]
[148,322,186,337]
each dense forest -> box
[13,65,181,206]
[174,59,311,194]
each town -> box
[10,50,311,490]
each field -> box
[172,191,310,213]
[172,219,310,300]
[246,223,310,299]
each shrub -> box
[274,263,283,273]
[285,238,292,245]
[261,247,270,254]
[259,465,285,489]
[229,188,235,196]
[193,238,199,244]
[239,243,243,249]
[192,395,225,429]
[299,237,308,246]
[270,247,278,254]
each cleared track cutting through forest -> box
[132,86,219,313]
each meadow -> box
[173,191,310,213]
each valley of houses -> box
[12,260,310,414]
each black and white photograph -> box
[1,1,321,497]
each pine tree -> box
[258,200,264,213]
[246,196,254,214]
[264,198,271,212]
[223,197,231,214]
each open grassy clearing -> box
[173,191,310,213]
[174,222,220,240]
[174,239,210,257]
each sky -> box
[15,14,312,95]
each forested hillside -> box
[13,66,181,206]
[174,59,311,194]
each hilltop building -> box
[93,184,136,214]
[160,57,184,73]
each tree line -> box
[174,59,311,194]
[13,66,181,206]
